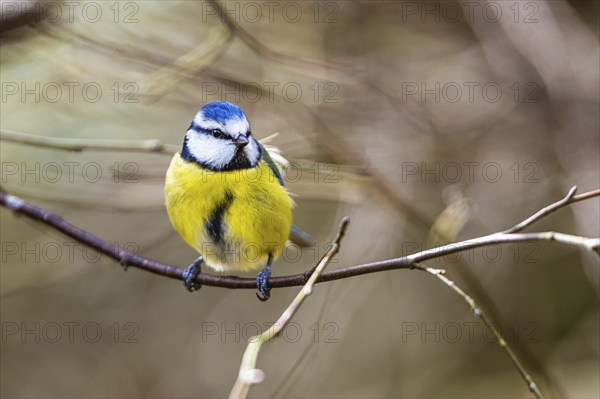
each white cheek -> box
[244,139,260,166]
[186,131,235,169]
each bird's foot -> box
[256,254,273,301]
[183,257,203,292]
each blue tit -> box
[165,101,313,300]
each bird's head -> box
[181,101,261,171]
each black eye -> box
[247,131,252,136]
[210,129,226,139]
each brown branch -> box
[0,129,179,155]
[1,187,598,289]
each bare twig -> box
[229,218,349,399]
[0,129,179,155]
[0,188,598,289]
[504,186,600,233]
[414,263,544,399]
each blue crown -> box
[200,101,246,124]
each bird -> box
[164,101,313,301]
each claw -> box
[256,291,270,301]
[183,257,203,292]
[255,253,273,301]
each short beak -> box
[232,135,249,148]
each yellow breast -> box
[164,153,292,273]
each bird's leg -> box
[256,253,273,301]
[182,256,203,292]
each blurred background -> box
[1,0,598,398]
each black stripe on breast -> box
[220,147,251,171]
[205,191,234,245]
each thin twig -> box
[414,263,544,399]
[504,186,600,233]
[0,129,179,155]
[229,218,349,399]
[0,188,598,289]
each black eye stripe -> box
[210,129,227,139]
[188,121,201,132]
[190,124,251,141]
